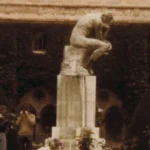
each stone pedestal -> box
[52,75,101,150]
[60,45,89,76]
[57,75,96,127]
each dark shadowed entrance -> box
[105,106,124,140]
[40,104,56,137]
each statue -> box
[60,12,113,75]
[70,12,113,74]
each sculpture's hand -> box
[107,42,112,51]
[103,42,112,55]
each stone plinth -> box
[60,46,89,76]
[57,75,96,128]
[51,75,101,150]
[52,75,99,140]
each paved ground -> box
[106,140,123,150]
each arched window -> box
[32,32,47,55]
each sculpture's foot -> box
[76,65,90,75]
[86,60,94,75]
[88,68,94,75]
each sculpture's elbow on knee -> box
[70,35,77,46]
[70,36,74,45]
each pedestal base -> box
[51,127,102,150]
[49,75,105,150]
[57,75,96,128]
[60,45,89,75]
[52,127,100,139]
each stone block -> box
[60,45,89,75]
[52,127,76,139]
[57,75,96,127]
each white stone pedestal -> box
[57,75,96,127]
[60,45,89,76]
[51,75,101,150]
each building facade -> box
[0,0,150,144]
[0,0,150,24]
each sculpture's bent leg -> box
[86,43,111,74]
[70,36,107,50]
[89,41,111,61]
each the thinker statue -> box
[70,12,113,74]
[60,12,113,75]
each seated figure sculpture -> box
[70,12,113,74]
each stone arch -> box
[96,88,122,112]
[17,87,55,116]
[104,105,124,140]
[39,104,56,137]
[96,89,124,140]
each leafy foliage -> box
[46,138,64,150]
[76,128,106,150]
[76,128,94,150]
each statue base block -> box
[56,75,96,127]
[49,75,105,150]
[52,127,100,139]
[60,45,89,75]
[51,127,101,150]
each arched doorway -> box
[96,88,124,141]
[40,104,56,137]
[105,105,124,140]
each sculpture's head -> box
[101,12,114,25]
